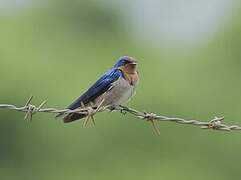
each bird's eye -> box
[121,59,129,64]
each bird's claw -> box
[119,105,129,115]
[120,109,127,115]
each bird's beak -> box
[129,62,137,65]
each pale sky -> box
[125,0,238,47]
[0,0,238,47]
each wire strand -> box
[1,95,241,135]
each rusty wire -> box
[1,95,241,135]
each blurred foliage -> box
[1,1,241,180]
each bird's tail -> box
[55,113,64,119]
[63,113,87,123]
[55,112,86,123]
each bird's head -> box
[114,56,137,72]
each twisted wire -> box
[1,96,241,135]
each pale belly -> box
[93,77,138,107]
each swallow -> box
[56,56,139,123]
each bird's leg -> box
[109,104,128,115]
[109,104,117,111]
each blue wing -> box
[55,68,123,118]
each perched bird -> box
[56,56,139,123]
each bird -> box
[56,56,139,123]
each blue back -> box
[66,67,124,110]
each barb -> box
[1,96,241,135]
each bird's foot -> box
[119,105,129,115]
[109,105,128,115]
[119,105,129,111]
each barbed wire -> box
[1,95,241,135]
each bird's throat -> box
[118,65,138,86]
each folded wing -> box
[55,68,123,120]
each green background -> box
[1,1,241,179]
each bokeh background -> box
[1,0,241,179]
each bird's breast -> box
[95,76,138,106]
